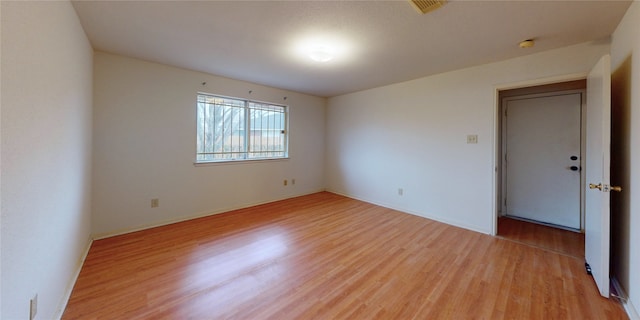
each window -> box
[196,93,288,162]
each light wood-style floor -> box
[498,216,585,259]
[63,192,627,319]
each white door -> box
[585,54,616,298]
[504,93,582,229]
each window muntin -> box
[196,93,288,162]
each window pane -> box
[197,94,287,162]
[248,102,286,159]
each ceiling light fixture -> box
[293,35,350,65]
[308,47,334,63]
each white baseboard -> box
[326,189,490,235]
[629,301,640,320]
[92,189,326,240]
[55,236,93,319]
[612,277,640,320]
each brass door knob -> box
[589,183,622,192]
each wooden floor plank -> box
[498,216,585,258]
[63,192,626,319]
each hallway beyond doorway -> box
[498,217,584,259]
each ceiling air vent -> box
[409,0,446,14]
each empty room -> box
[2,0,640,319]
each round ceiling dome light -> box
[292,34,353,65]
[519,39,535,48]
[308,48,334,62]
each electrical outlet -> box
[151,198,159,208]
[30,294,37,320]
[283,180,288,186]
[467,134,478,144]
[398,188,404,196]
[292,179,296,185]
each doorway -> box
[497,80,586,257]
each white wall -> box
[92,52,325,236]
[0,0,4,316]
[0,1,93,319]
[610,2,640,318]
[326,41,610,234]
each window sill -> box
[193,157,290,167]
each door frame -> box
[491,73,588,236]
[500,89,586,231]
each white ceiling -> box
[72,0,631,98]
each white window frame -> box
[195,93,289,164]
